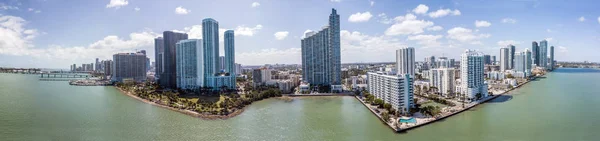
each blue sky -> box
[0,0,599,68]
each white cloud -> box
[234,25,263,36]
[0,3,19,10]
[385,13,434,35]
[598,16,600,24]
[348,11,373,23]
[428,9,460,18]
[34,10,41,13]
[475,20,491,27]
[330,0,341,2]
[497,40,521,47]
[28,8,33,11]
[134,7,140,11]
[340,30,407,63]
[407,34,442,47]
[377,13,392,24]
[301,30,313,38]
[274,31,289,40]
[578,16,585,22]
[370,1,375,6]
[106,0,128,9]
[558,46,568,53]
[175,6,190,15]
[545,37,553,42]
[0,15,38,56]
[427,26,443,31]
[412,4,429,14]
[546,29,554,33]
[251,2,260,7]
[236,48,301,65]
[502,18,517,24]
[446,27,490,44]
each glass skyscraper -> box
[161,31,188,88]
[175,39,204,89]
[301,8,341,91]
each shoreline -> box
[358,73,548,133]
[114,87,246,120]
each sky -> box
[0,0,599,68]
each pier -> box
[0,67,41,74]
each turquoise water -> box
[1,68,599,140]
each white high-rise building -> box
[499,47,509,71]
[513,49,532,78]
[430,68,456,97]
[460,50,488,101]
[396,47,415,76]
[175,39,204,89]
[367,72,414,114]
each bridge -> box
[0,67,41,74]
[40,73,94,78]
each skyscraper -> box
[367,72,413,114]
[508,44,515,69]
[154,37,164,81]
[513,49,532,78]
[483,55,491,65]
[219,56,225,71]
[491,56,496,65]
[460,50,488,101]
[396,47,415,76]
[202,18,219,85]
[95,58,100,71]
[176,39,204,89]
[301,8,342,92]
[539,40,548,69]
[500,47,509,71]
[112,51,147,82]
[430,68,456,97]
[224,30,236,88]
[161,31,188,88]
[550,46,555,70]
[532,41,539,66]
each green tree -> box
[382,112,390,122]
[383,103,392,111]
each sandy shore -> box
[115,87,245,120]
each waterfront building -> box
[508,44,515,69]
[539,40,548,69]
[396,47,415,76]
[367,72,414,114]
[513,49,532,78]
[459,49,488,101]
[532,41,540,66]
[487,71,505,80]
[429,68,456,97]
[160,31,188,88]
[154,37,164,81]
[550,46,554,70]
[175,39,204,89]
[111,51,147,82]
[224,30,236,88]
[103,60,113,76]
[301,8,341,92]
[500,47,509,71]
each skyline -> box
[1,0,600,68]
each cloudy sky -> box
[1,0,599,68]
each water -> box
[1,68,599,140]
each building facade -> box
[429,68,456,97]
[532,41,539,66]
[539,40,548,69]
[160,31,188,88]
[549,46,554,70]
[499,47,509,72]
[175,39,204,89]
[154,37,164,81]
[508,44,515,69]
[224,30,236,88]
[367,72,414,114]
[396,47,415,76]
[460,50,488,100]
[301,8,341,91]
[112,51,147,82]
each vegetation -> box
[381,111,390,122]
[419,105,442,117]
[115,81,282,117]
[415,93,456,107]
